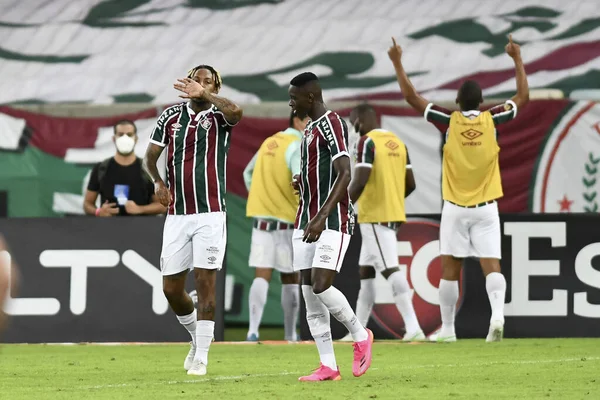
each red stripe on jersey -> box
[326,113,351,233]
[165,113,180,215]
[206,117,221,212]
[183,121,198,214]
[307,133,320,221]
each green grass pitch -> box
[1,338,599,399]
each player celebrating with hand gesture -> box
[387,35,529,342]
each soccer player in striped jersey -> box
[243,112,308,343]
[388,35,529,343]
[342,104,425,342]
[288,72,373,382]
[143,65,243,376]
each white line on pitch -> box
[82,357,598,390]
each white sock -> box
[248,277,269,337]
[439,279,459,334]
[388,271,421,334]
[281,284,299,340]
[176,310,197,345]
[301,285,337,370]
[315,286,368,342]
[194,320,214,365]
[486,272,506,324]
[355,278,375,327]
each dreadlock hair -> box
[187,64,222,91]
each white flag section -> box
[0,113,26,151]
[382,116,443,214]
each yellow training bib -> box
[358,129,407,223]
[246,132,299,223]
[442,111,503,206]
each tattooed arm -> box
[203,92,243,125]
[174,78,243,125]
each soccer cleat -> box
[486,320,504,342]
[187,359,207,376]
[246,333,259,342]
[338,333,353,342]
[352,328,374,377]
[184,342,197,371]
[403,330,426,342]
[298,364,342,381]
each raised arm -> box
[174,78,243,125]
[505,34,529,110]
[405,149,416,197]
[388,37,429,115]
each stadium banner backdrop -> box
[0,217,228,343]
[301,213,600,341]
[1,1,599,105]
[1,100,600,326]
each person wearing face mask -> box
[84,120,167,217]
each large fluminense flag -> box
[0,0,598,104]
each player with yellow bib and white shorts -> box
[387,35,529,342]
[243,112,309,342]
[344,104,425,342]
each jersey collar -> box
[186,102,214,121]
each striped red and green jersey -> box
[295,110,353,234]
[424,100,518,136]
[150,102,236,215]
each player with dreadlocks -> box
[144,65,243,376]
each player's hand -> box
[174,78,206,100]
[387,37,403,64]
[155,181,172,207]
[303,214,326,243]
[125,200,141,215]
[98,200,119,217]
[505,34,521,59]
[291,174,301,195]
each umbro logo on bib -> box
[460,129,483,141]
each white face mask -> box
[115,135,136,155]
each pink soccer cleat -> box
[352,328,374,377]
[298,364,342,381]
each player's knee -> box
[162,283,184,301]
[311,281,331,295]
[281,272,300,285]
[359,266,376,280]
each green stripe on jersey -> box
[492,110,515,125]
[174,110,190,215]
[194,123,207,213]
[300,137,310,229]
[217,127,229,210]
[428,110,451,124]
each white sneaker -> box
[436,329,457,343]
[187,359,207,376]
[184,342,196,371]
[338,333,353,342]
[486,320,504,342]
[403,331,426,342]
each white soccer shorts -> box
[292,229,351,272]
[160,211,227,275]
[439,200,501,259]
[358,223,399,272]
[248,228,294,273]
